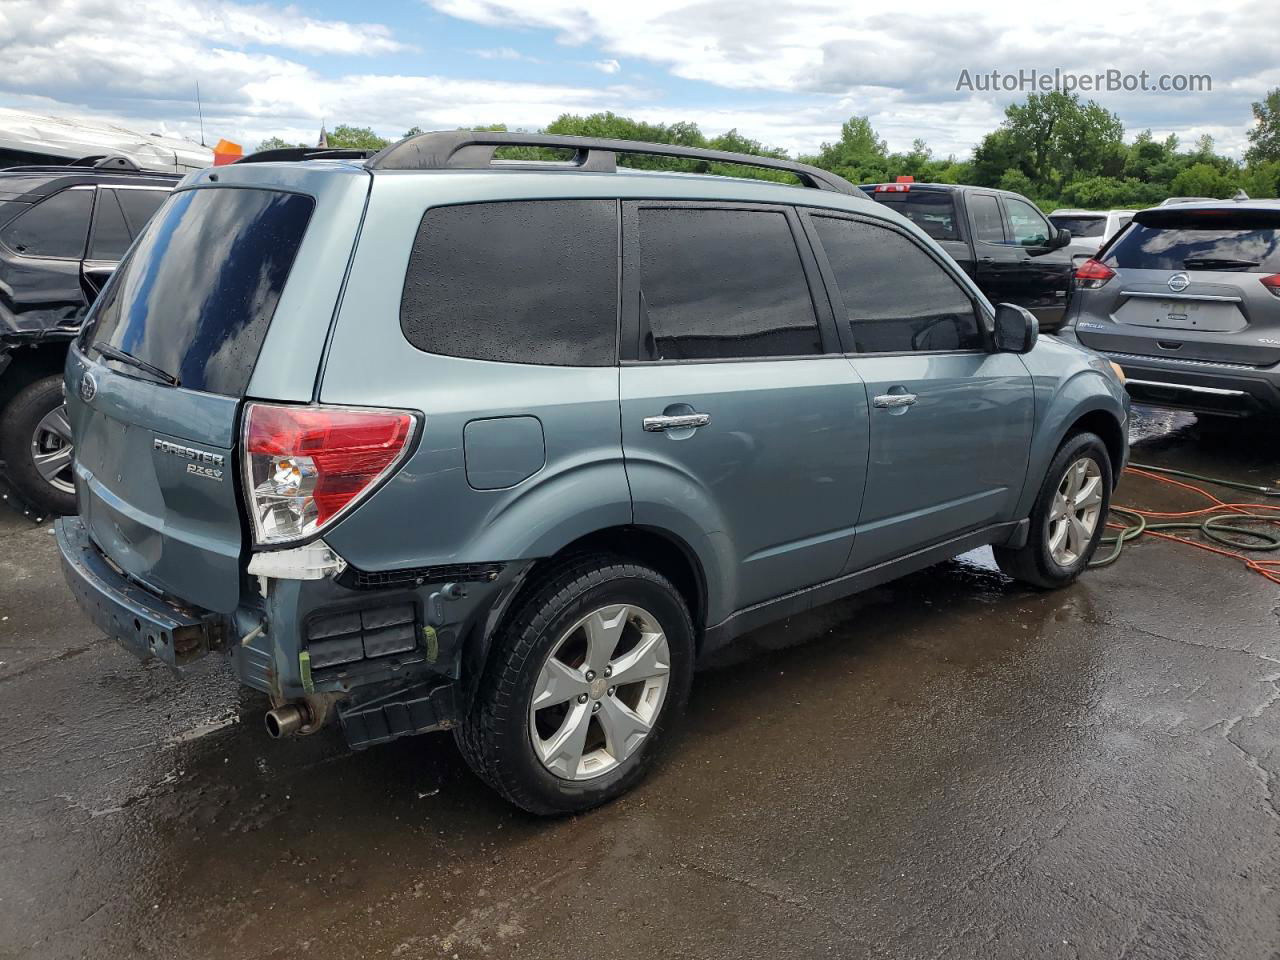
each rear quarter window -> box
[400,199,618,366]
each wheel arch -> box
[458,524,712,710]
[0,339,72,411]
[1016,373,1127,521]
[1066,408,1126,485]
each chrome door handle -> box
[643,413,711,432]
[873,393,917,409]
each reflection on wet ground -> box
[1,406,1277,960]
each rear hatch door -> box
[67,182,328,613]
[1076,206,1280,366]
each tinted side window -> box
[636,207,821,360]
[0,187,92,259]
[117,189,169,235]
[969,195,1006,243]
[89,189,131,261]
[401,200,617,366]
[813,216,985,354]
[1004,197,1050,247]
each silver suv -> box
[54,132,1129,813]
[1066,200,1280,417]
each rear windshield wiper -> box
[92,342,180,387]
[1182,257,1260,270]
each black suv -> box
[0,156,178,514]
[861,182,1076,331]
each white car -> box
[1048,209,1137,255]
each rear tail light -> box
[1074,258,1115,289]
[1261,274,1280,298]
[243,403,417,546]
[875,182,911,192]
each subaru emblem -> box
[1167,273,1190,293]
[78,371,97,403]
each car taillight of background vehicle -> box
[1075,258,1115,289]
[243,403,417,546]
[1261,274,1280,298]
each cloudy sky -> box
[0,0,1275,160]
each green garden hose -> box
[1089,464,1280,569]
[1128,461,1280,498]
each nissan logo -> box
[78,372,97,403]
[1168,273,1190,293]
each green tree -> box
[997,168,1036,198]
[1240,159,1280,199]
[254,136,305,152]
[1123,130,1176,182]
[327,124,390,150]
[1059,176,1164,209]
[1245,89,1280,166]
[810,116,888,178]
[969,129,1021,187]
[1002,92,1124,194]
[1170,162,1239,199]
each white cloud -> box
[426,0,1274,156]
[473,47,541,62]
[0,0,1269,162]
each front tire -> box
[994,431,1113,589]
[455,555,694,815]
[0,374,76,516]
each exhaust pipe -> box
[264,703,309,739]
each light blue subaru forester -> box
[55,132,1128,813]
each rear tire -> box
[994,431,1112,589]
[455,555,694,815]
[0,375,76,516]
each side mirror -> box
[993,303,1039,354]
[1050,227,1072,249]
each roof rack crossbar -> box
[365,131,857,195]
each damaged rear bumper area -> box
[55,516,225,667]
[54,516,527,750]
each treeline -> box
[257,88,1280,211]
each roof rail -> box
[235,147,378,165]
[61,154,140,170]
[366,130,858,196]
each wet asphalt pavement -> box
[1,408,1278,960]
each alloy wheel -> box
[529,603,671,781]
[1048,456,1103,566]
[29,405,74,495]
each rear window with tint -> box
[1052,215,1106,239]
[866,190,960,241]
[400,200,618,366]
[1102,219,1280,273]
[86,187,314,396]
